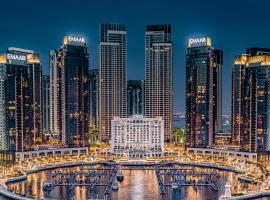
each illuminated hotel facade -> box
[232,48,270,153]
[111,115,164,158]
[186,37,223,148]
[99,24,127,142]
[50,36,89,147]
[0,48,43,151]
[145,24,173,143]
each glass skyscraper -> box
[232,48,270,153]
[0,48,43,151]
[186,37,223,148]
[145,24,173,143]
[42,74,50,133]
[99,24,127,143]
[127,80,144,116]
[89,69,99,129]
[50,36,89,147]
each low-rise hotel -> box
[111,115,164,158]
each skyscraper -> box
[145,24,173,142]
[127,80,144,116]
[89,69,99,129]
[43,74,50,133]
[50,36,89,147]
[186,37,223,148]
[232,48,270,153]
[0,47,43,151]
[99,24,127,142]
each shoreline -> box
[0,161,263,200]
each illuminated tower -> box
[186,37,223,148]
[0,48,43,151]
[50,36,89,147]
[145,24,173,142]
[89,69,99,129]
[99,24,127,142]
[43,74,50,133]
[127,80,144,116]
[232,48,270,152]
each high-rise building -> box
[99,24,127,142]
[127,80,144,116]
[186,37,223,148]
[50,49,62,138]
[145,24,173,143]
[0,47,43,151]
[43,74,50,133]
[89,69,99,129]
[50,36,89,147]
[232,48,270,153]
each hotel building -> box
[111,115,164,158]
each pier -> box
[155,163,220,195]
[43,163,119,199]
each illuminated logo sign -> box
[188,37,211,47]
[7,53,26,61]
[68,36,86,44]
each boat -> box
[43,182,52,190]
[112,182,119,190]
[117,171,124,182]
[172,182,178,190]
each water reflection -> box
[6,166,262,200]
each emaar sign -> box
[7,53,26,61]
[188,37,211,47]
[64,36,86,46]
[68,36,86,44]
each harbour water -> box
[2,165,266,200]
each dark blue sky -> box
[1,0,270,113]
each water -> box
[4,165,268,200]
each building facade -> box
[0,48,43,151]
[232,48,270,153]
[89,69,99,129]
[111,115,164,158]
[127,80,144,116]
[145,24,173,143]
[186,37,223,148]
[50,36,89,147]
[43,75,50,133]
[99,24,127,142]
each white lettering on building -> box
[68,36,86,44]
[189,37,207,46]
[7,54,26,61]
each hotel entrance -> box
[128,150,147,159]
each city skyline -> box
[1,0,270,113]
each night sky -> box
[0,0,270,113]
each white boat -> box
[112,182,119,190]
[172,182,178,190]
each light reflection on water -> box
[4,166,270,200]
